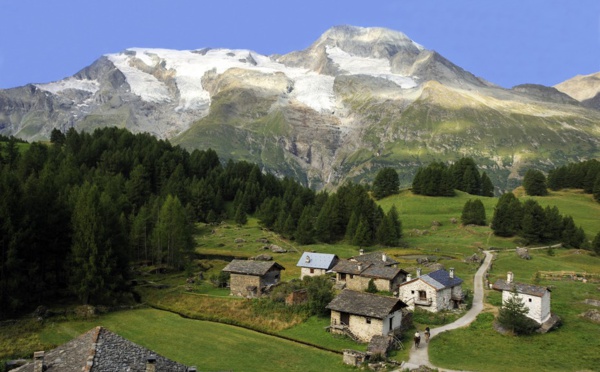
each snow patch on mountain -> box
[326,46,417,89]
[107,53,171,103]
[106,48,338,113]
[36,77,100,94]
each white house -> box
[397,268,464,312]
[296,252,339,279]
[326,290,408,342]
[492,272,552,324]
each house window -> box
[350,274,354,279]
[310,268,314,274]
[366,318,371,324]
[411,290,415,294]
[419,290,427,300]
[528,298,532,302]
[340,273,346,281]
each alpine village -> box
[1,25,600,372]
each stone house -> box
[222,259,285,297]
[11,326,191,371]
[296,252,339,279]
[397,268,463,312]
[332,260,407,292]
[492,271,552,324]
[326,290,408,342]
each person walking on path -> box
[403,250,493,370]
[424,327,430,343]
[413,331,421,348]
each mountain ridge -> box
[1,25,599,190]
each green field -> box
[3,188,599,370]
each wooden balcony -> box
[414,297,432,306]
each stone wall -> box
[398,280,438,311]
[435,288,452,312]
[338,274,370,291]
[229,274,261,297]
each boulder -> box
[581,309,600,323]
[234,238,245,243]
[516,247,531,260]
[256,238,269,244]
[254,254,273,261]
[270,244,287,253]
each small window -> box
[310,268,314,274]
[528,298,532,302]
[350,274,354,279]
[411,290,415,294]
[366,318,371,324]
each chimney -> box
[146,354,157,372]
[406,273,412,281]
[305,255,311,263]
[33,351,44,372]
[382,253,387,262]
[507,271,514,284]
[416,268,422,278]
[449,268,455,279]
[359,249,364,256]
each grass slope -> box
[37,308,352,372]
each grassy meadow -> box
[2,188,599,370]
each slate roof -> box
[361,266,408,280]
[222,259,285,276]
[12,327,188,371]
[331,260,370,275]
[492,279,550,297]
[399,269,463,290]
[326,290,407,319]
[350,251,398,267]
[297,252,339,270]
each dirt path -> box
[400,250,493,371]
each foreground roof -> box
[326,290,407,319]
[492,279,550,297]
[399,269,463,290]
[12,327,188,371]
[222,259,285,275]
[297,252,338,269]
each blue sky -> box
[1,0,599,89]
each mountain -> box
[1,25,599,190]
[554,72,600,110]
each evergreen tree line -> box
[412,158,494,197]
[0,128,308,317]
[256,182,403,248]
[491,192,586,247]
[547,159,600,202]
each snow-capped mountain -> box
[1,25,599,190]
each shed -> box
[296,252,339,279]
[492,271,552,324]
[222,260,285,297]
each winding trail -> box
[401,250,493,371]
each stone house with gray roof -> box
[222,259,285,297]
[492,271,552,324]
[332,260,407,292]
[350,250,398,267]
[397,268,463,312]
[12,326,191,372]
[296,252,339,279]
[326,290,408,342]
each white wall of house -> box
[300,267,327,279]
[381,310,403,335]
[501,290,551,324]
[398,280,437,311]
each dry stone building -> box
[332,260,407,292]
[222,259,285,297]
[326,290,407,342]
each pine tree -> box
[541,206,563,242]
[497,288,537,335]
[372,167,400,199]
[461,199,486,226]
[491,192,521,237]
[235,204,248,226]
[594,173,600,203]
[520,200,545,244]
[153,195,194,268]
[366,279,378,293]
[345,211,359,241]
[523,169,548,196]
[353,217,372,247]
[295,207,315,245]
[480,172,494,196]
[592,231,600,256]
